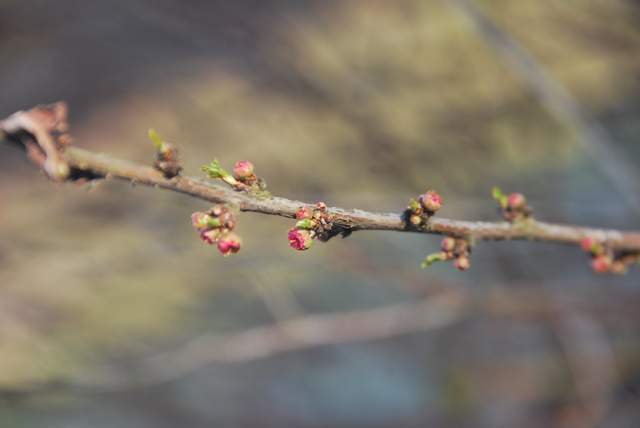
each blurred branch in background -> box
[1,283,637,402]
[549,310,616,428]
[448,0,640,214]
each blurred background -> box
[1,0,640,427]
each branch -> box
[1,285,638,398]
[0,291,468,397]
[2,103,640,259]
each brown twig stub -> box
[0,102,71,181]
[2,104,640,256]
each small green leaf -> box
[491,186,504,200]
[202,159,230,179]
[207,217,222,228]
[148,128,164,150]
[408,198,421,212]
[491,187,509,209]
[295,219,315,230]
[421,252,445,268]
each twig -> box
[2,104,640,252]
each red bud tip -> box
[581,237,595,253]
[420,190,442,213]
[233,160,254,179]
[295,206,314,220]
[580,237,605,255]
[217,234,242,256]
[200,228,221,245]
[507,193,527,210]
[591,255,612,273]
[288,228,313,251]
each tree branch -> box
[1,285,638,398]
[2,103,640,254]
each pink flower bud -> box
[454,256,471,271]
[217,233,242,256]
[200,228,222,245]
[507,193,526,210]
[441,237,456,252]
[191,212,212,231]
[580,237,603,255]
[288,228,313,251]
[420,190,442,213]
[591,255,612,273]
[233,160,254,180]
[296,206,314,220]
[580,237,595,253]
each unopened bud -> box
[507,193,527,210]
[580,237,603,255]
[591,255,612,274]
[420,190,442,213]
[288,228,313,251]
[233,160,254,180]
[441,237,456,252]
[217,233,242,256]
[200,228,222,245]
[409,214,422,226]
[295,206,314,220]
[454,256,471,271]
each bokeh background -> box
[1,1,640,427]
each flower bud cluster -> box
[191,204,241,256]
[202,159,268,196]
[492,187,532,222]
[149,129,182,178]
[288,202,335,250]
[421,237,471,271]
[406,190,442,227]
[580,237,637,275]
